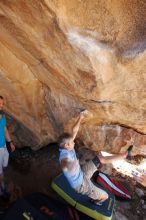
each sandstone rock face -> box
[0,0,146,152]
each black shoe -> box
[126,145,133,160]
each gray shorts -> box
[76,159,108,200]
[0,147,9,175]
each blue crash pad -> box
[51,174,115,220]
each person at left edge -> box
[0,95,15,194]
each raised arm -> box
[71,110,88,140]
[71,114,83,140]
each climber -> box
[58,110,129,205]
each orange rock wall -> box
[0,0,146,152]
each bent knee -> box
[101,192,108,201]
